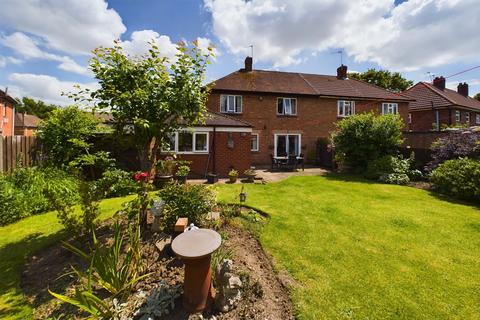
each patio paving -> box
[189,166,328,184]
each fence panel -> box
[0,136,39,173]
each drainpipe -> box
[212,126,216,174]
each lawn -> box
[0,194,134,320]
[215,175,480,320]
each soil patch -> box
[21,212,294,319]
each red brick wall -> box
[207,92,409,165]
[164,131,251,178]
[0,101,15,136]
[409,108,480,131]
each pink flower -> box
[134,172,150,182]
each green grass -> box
[0,195,134,320]
[215,175,480,319]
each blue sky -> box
[0,0,479,105]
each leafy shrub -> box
[379,173,410,185]
[430,158,480,201]
[0,167,79,226]
[366,154,423,185]
[176,165,190,177]
[427,131,480,171]
[331,113,404,171]
[95,169,138,198]
[157,183,216,230]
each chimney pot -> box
[337,65,347,79]
[457,82,469,97]
[244,56,253,72]
[433,76,446,90]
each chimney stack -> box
[243,56,253,72]
[457,82,469,97]
[337,65,347,79]
[432,76,446,90]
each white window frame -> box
[251,133,259,151]
[465,112,470,123]
[162,131,209,154]
[277,97,297,116]
[455,110,461,122]
[408,113,412,124]
[337,100,355,117]
[476,113,480,124]
[382,102,398,115]
[273,133,301,158]
[220,94,242,114]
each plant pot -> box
[176,175,187,184]
[207,173,218,184]
[229,175,237,183]
[244,173,256,183]
[154,175,173,188]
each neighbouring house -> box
[0,89,17,137]
[14,113,41,136]
[404,77,480,131]
[206,57,412,167]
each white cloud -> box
[1,32,91,76]
[205,0,480,71]
[121,30,179,59]
[0,55,22,68]
[7,73,98,106]
[0,0,125,55]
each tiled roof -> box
[405,82,480,111]
[204,112,252,127]
[15,113,41,128]
[211,69,412,101]
[0,89,17,104]
[96,111,252,128]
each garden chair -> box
[270,154,280,171]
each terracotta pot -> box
[244,173,256,183]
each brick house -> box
[404,77,480,131]
[14,113,41,136]
[206,57,412,166]
[0,89,16,137]
[164,111,252,177]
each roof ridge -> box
[349,77,413,100]
[298,73,319,94]
[421,82,456,105]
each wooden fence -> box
[0,136,39,173]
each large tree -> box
[474,93,480,101]
[71,41,212,174]
[16,97,58,119]
[349,68,413,92]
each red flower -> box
[134,172,150,182]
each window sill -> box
[277,114,297,118]
[220,111,242,115]
[251,150,260,153]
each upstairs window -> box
[455,110,461,122]
[382,103,398,115]
[277,98,297,115]
[337,100,355,117]
[220,95,242,113]
[465,112,470,123]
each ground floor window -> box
[455,110,461,122]
[251,133,259,151]
[476,113,480,124]
[274,134,301,157]
[382,102,398,115]
[465,112,470,123]
[164,131,209,153]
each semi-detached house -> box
[203,57,412,170]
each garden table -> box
[171,228,222,312]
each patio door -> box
[275,134,301,157]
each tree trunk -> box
[138,137,158,177]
